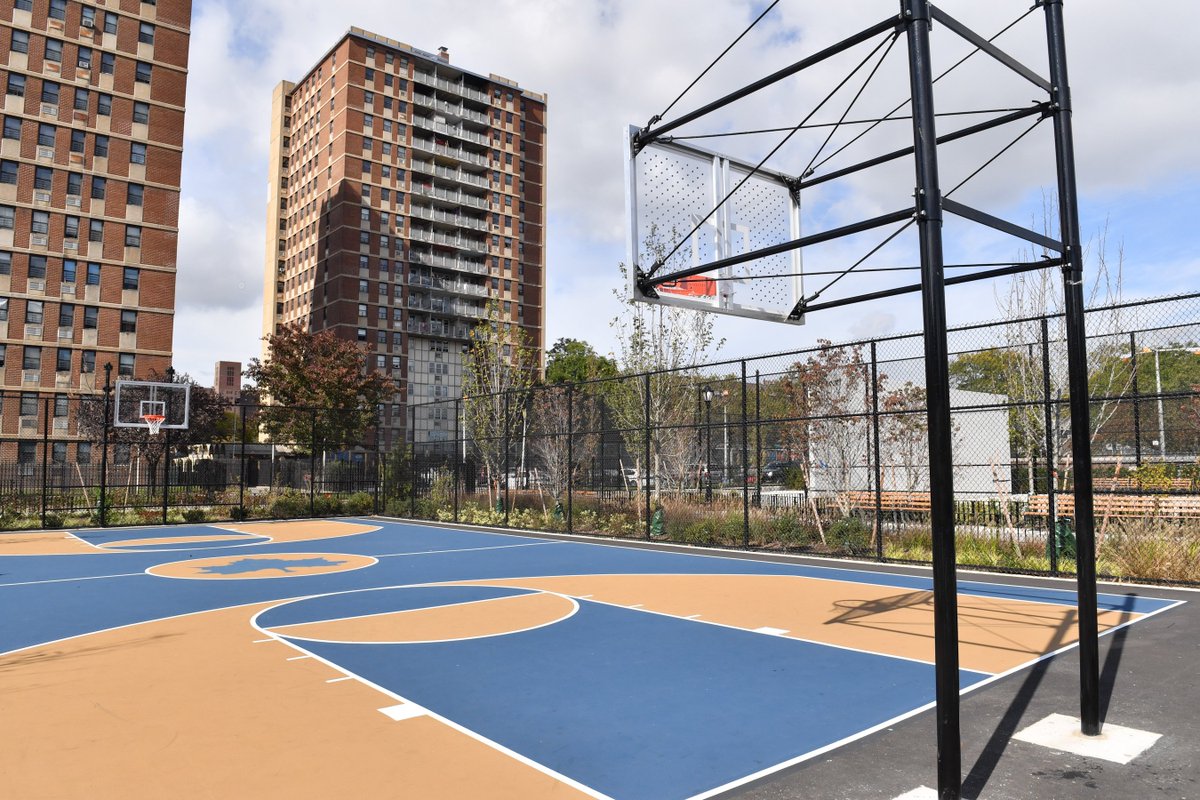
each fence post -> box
[741,361,750,547]
[643,372,652,540]
[503,391,511,526]
[41,397,49,529]
[161,424,171,525]
[309,409,317,519]
[454,398,461,524]
[754,370,762,508]
[870,342,884,560]
[1129,331,1141,468]
[1041,318,1059,575]
[238,402,248,518]
[566,384,574,533]
[99,363,113,528]
[410,403,417,519]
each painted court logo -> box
[148,552,377,580]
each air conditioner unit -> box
[31,235,48,246]
[41,103,58,117]
[37,147,54,160]
[28,279,45,292]
[23,370,41,384]
[24,324,43,338]
[63,240,77,250]
[81,17,95,28]
[34,191,51,203]
[53,418,69,431]
[66,196,81,206]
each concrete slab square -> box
[1013,713,1162,764]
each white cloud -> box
[173,0,1200,379]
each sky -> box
[172,0,1200,386]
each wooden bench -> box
[843,491,931,513]
[1094,477,1194,492]
[1027,493,1200,520]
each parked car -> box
[760,460,804,486]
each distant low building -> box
[214,360,241,402]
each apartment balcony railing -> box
[409,249,488,276]
[410,180,489,210]
[408,203,488,231]
[408,226,487,254]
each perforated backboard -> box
[624,124,804,324]
[114,380,191,430]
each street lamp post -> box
[702,385,714,502]
[1145,347,1200,461]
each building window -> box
[18,442,37,465]
[23,345,42,370]
[81,350,95,373]
[95,135,109,157]
[0,297,7,321]
[45,39,63,63]
[77,442,92,464]
[0,343,6,368]
[54,394,68,417]
[77,47,92,70]
[139,23,155,45]
[0,161,16,185]
[6,75,26,97]
[100,52,116,75]
[67,172,82,195]
[2,116,20,139]
[11,30,29,54]
[28,254,47,278]
[120,310,136,333]
[357,304,367,318]
[130,142,147,164]
[33,166,53,190]
[31,211,50,235]
[70,130,85,153]
[133,102,149,124]
[89,220,104,242]
[114,444,131,465]
[56,348,71,372]
[83,306,98,328]
[118,353,134,376]
[49,0,67,19]
[52,442,67,464]
[19,392,38,417]
[64,216,79,239]
[25,300,44,325]
[125,226,142,248]
[91,176,106,199]
[86,263,101,285]
[357,328,367,342]
[123,267,139,290]
[75,88,91,112]
[0,251,9,275]
[135,62,153,83]
[38,123,56,147]
[58,303,74,326]
[62,260,76,282]
[0,205,14,229]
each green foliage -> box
[270,491,310,519]
[245,324,394,451]
[343,492,375,515]
[182,508,207,523]
[42,512,64,529]
[827,515,872,555]
[545,338,618,384]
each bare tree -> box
[527,384,600,509]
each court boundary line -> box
[365,515,1200,598]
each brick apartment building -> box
[213,358,240,402]
[262,28,546,449]
[0,0,190,462]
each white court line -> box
[286,654,311,661]
[326,676,354,683]
[685,614,703,619]
[252,638,274,643]
[753,626,790,636]
[373,541,562,559]
[0,571,147,588]
[379,703,427,722]
[261,592,539,630]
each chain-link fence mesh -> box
[394,293,1200,584]
[4,293,1198,583]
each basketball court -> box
[0,517,1185,799]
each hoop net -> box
[142,414,166,435]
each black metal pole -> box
[410,403,417,519]
[567,384,574,533]
[1042,318,1060,575]
[871,342,884,560]
[1130,332,1142,468]
[99,363,112,527]
[741,362,750,547]
[238,402,247,518]
[41,397,49,530]
[643,372,652,539]
[1044,0,1100,737]
[904,1,961,796]
[161,424,170,525]
[309,409,317,519]
[503,391,511,526]
[454,397,461,524]
[705,399,713,503]
[755,370,762,508]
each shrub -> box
[270,491,309,519]
[313,493,345,517]
[42,512,64,530]
[229,506,248,521]
[828,515,872,555]
[182,508,207,523]
[343,492,375,516]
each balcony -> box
[408,226,487,254]
[409,180,488,211]
[410,136,488,168]
[409,249,487,276]
[408,203,487,232]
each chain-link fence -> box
[0,396,382,530]
[389,292,1200,584]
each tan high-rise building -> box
[262,29,546,449]
[213,359,240,402]
[0,0,191,462]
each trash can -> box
[1051,515,1076,561]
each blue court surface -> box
[0,517,1184,799]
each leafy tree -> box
[526,384,601,508]
[545,338,617,385]
[462,299,537,501]
[244,323,393,452]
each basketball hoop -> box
[142,413,166,435]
